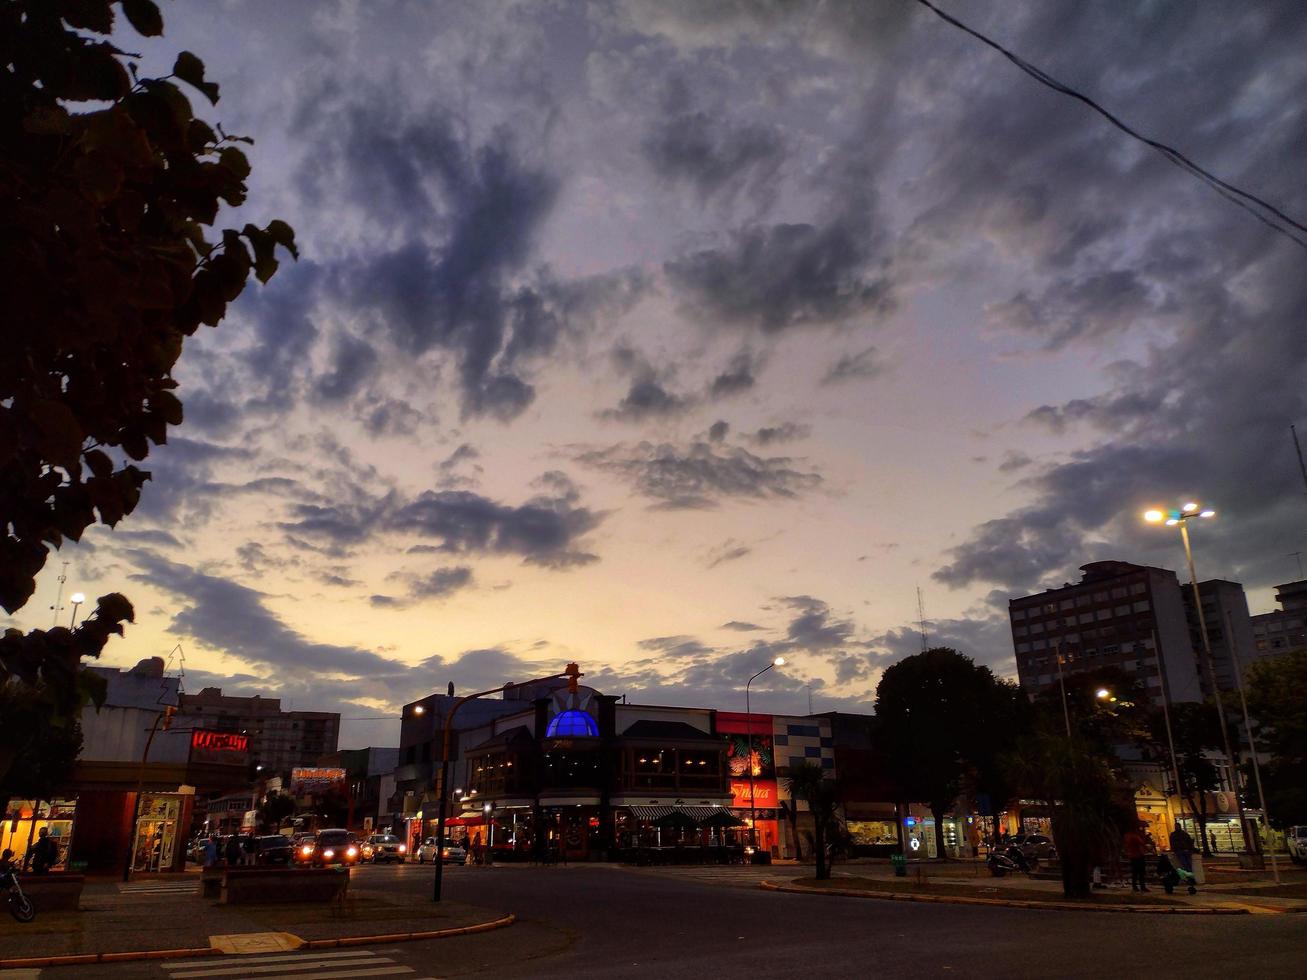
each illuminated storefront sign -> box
[730,779,777,809]
[291,767,346,793]
[189,729,249,765]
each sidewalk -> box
[781,859,1307,914]
[0,877,509,965]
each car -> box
[363,834,407,863]
[1288,826,1307,863]
[255,834,293,865]
[1010,833,1057,862]
[308,829,362,867]
[416,837,466,864]
[291,833,317,865]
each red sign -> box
[716,711,772,736]
[189,729,249,764]
[731,779,777,808]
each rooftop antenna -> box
[1294,425,1307,508]
[50,561,70,628]
[807,683,813,715]
[916,586,930,652]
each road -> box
[26,862,1307,979]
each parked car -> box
[310,829,361,867]
[416,837,466,864]
[256,835,293,865]
[1010,833,1057,862]
[363,834,407,863]
[1288,826,1307,863]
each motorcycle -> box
[986,843,1032,878]
[1,863,36,922]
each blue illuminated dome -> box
[546,709,599,737]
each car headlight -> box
[398,844,407,853]
[346,846,358,858]
[300,845,313,856]
[323,848,335,859]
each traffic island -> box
[0,885,514,969]
[761,877,1252,914]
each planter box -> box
[19,873,84,911]
[220,866,348,905]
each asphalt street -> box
[24,863,1307,979]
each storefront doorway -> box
[131,794,183,873]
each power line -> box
[914,0,1307,253]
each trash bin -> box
[891,853,907,877]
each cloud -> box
[664,211,894,333]
[708,349,764,398]
[574,439,822,509]
[703,539,752,569]
[745,422,811,447]
[822,345,884,384]
[409,566,474,599]
[721,621,764,631]
[997,451,1033,474]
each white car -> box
[416,837,467,864]
[1287,826,1307,863]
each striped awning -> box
[626,805,730,824]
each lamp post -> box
[1223,607,1280,883]
[1144,502,1252,853]
[69,592,85,628]
[745,657,784,862]
[432,664,581,901]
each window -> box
[1016,643,1030,653]
[1093,592,1109,602]
[1111,587,1128,599]
[1079,613,1094,624]
[1011,608,1027,621]
[1115,605,1131,617]
[1030,622,1044,634]
[1060,599,1075,611]
[1014,626,1028,637]
[1132,600,1150,613]
[1096,609,1111,620]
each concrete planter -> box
[19,873,84,911]
[219,866,349,905]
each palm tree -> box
[785,762,841,880]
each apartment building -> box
[176,688,340,776]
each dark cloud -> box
[708,349,763,398]
[703,539,752,569]
[664,210,894,333]
[707,420,730,443]
[603,378,691,421]
[745,422,811,447]
[721,621,764,631]
[575,439,822,509]
[410,566,474,599]
[822,345,884,384]
[642,78,785,202]
[636,635,715,659]
[997,451,1033,474]
[985,270,1163,350]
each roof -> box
[619,720,717,742]
[466,725,535,753]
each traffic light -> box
[161,706,177,730]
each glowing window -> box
[546,710,598,737]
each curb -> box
[758,880,1251,915]
[0,913,516,969]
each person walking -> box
[241,832,257,866]
[1208,831,1218,854]
[29,828,57,875]
[224,835,242,868]
[1169,825,1196,874]
[202,836,220,868]
[469,832,483,867]
[1123,823,1150,892]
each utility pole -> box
[1224,608,1280,882]
[916,587,929,652]
[50,561,69,628]
[1292,424,1307,507]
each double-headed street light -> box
[745,657,784,862]
[1143,501,1253,853]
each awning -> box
[626,805,734,824]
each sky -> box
[9,0,1307,748]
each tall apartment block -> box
[1251,579,1307,655]
[176,688,340,775]
[1179,579,1258,695]
[1009,561,1211,704]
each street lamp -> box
[745,657,785,863]
[1143,501,1252,853]
[1095,688,1111,700]
[413,705,426,716]
[69,592,85,628]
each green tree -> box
[0,0,296,755]
[964,677,1029,844]
[0,682,84,814]
[875,648,1003,858]
[1163,702,1225,856]
[257,790,296,832]
[1242,650,1307,827]
[784,761,841,880]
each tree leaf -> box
[121,0,164,37]
[265,219,300,260]
[30,400,84,472]
[172,51,220,104]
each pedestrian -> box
[1123,823,1150,892]
[1208,831,1218,854]
[469,832,483,867]
[224,835,242,867]
[1169,825,1196,874]
[242,832,257,866]
[202,836,220,868]
[29,828,57,875]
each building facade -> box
[176,688,339,776]
[1251,579,1307,655]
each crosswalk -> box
[161,949,435,980]
[118,879,201,896]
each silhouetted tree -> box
[0,682,83,815]
[257,791,296,832]
[0,0,295,761]
[875,648,1004,858]
[785,762,841,880]
[1241,650,1306,827]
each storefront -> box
[717,712,780,858]
[130,793,189,873]
[1,798,77,871]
